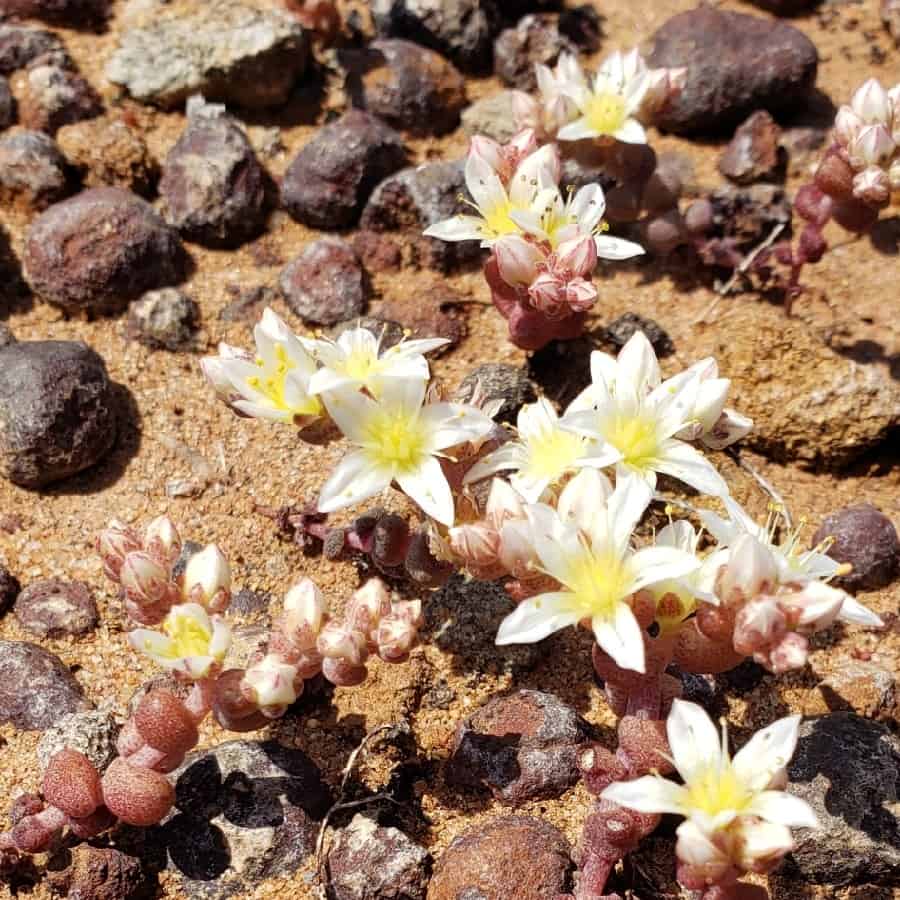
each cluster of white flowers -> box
[834,78,900,206]
[512,49,686,144]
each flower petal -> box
[667,699,722,783]
[627,545,702,595]
[395,455,456,526]
[602,775,688,815]
[653,439,729,497]
[318,450,391,514]
[838,594,884,627]
[593,602,646,673]
[423,215,487,242]
[746,790,819,829]
[595,234,645,260]
[617,330,661,393]
[733,714,801,791]
[495,592,580,645]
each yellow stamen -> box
[584,91,627,136]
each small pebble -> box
[0,129,69,210]
[718,110,784,185]
[127,288,199,351]
[461,90,519,143]
[493,14,576,91]
[455,363,538,424]
[604,312,675,357]
[18,60,103,134]
[14,579,99,638]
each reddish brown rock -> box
[281,109,407,230]
[280,238,368,325]
[351,229,402,273]
[428,815,573,900]
[17,61,102,134]
[718,111,784,185]
[14,579,98,638]
[345,39,466,136]
[24,187,184,313]
[1,0,111,28]
[447,689,590,805]
[379,288,466,353]
[0,565,20,616]
[47,845,146,900]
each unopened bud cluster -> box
[238,578,423,717]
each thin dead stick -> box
[314,721,410,898]
[694,223,786,324]
[726,448,793,530]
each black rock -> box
[1,0,111,28]
[786,713,900,885]
[360,160,482,272]
[447,690,590,805]
[454,363,538,424]
[160,105,267,246]
[0,640,89,730]
[603,312,675,357]
[0,25,67,75]
[648,8,818,134]
[279,238,368,326]
[24,187,185,313]
[14,579,99,638]
[0,130,70,210]
[0,565,20,616]
[811,504,899,591]
[0,76,13,130]
[558,4,603,52]
[281,109,407,230]
[0,340,117,488]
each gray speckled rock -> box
[19,61,103,135]
[0,341,117,488]
[127,288,199,351]
[328,814,430,900]
[648,8,818,134]
[281,109,407,230]
[155,740,331,898]
[454,363,537,424]
[14,578,99,637]
[461,90,518,143]
[0,640,89,731]
[448,690,590,805]
[160,105,266,245]
[0,130,69,209]
[787,713,900,885]
[106,0,308,110]
[0,25,66,75]
[36,709,119,773]
[24,187,184,313]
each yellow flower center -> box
[342,348,378,382]
[652,583,697,636]
[364,409,428,472]
[161,613,212,659]
[524,427,586,481]
[605,414,660,469]
[685,761,752,818]
[560,547,632,621]
[246,343,322,418]
[585,91,628,136]
[482,198,521,238]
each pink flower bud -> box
[376,615,418,661]
[143,516,182,569]
[565,277,598,312]
[556,235,597,276]
[508,127,539,159]
[849,124,895,168]
[834,105,863,148]
[733,597,786,657]
[97,520,142,583]
[529,271,566,315]
[392,599,423,627]
[852,166,891,207]
[498,520,541,579]
[346,579,391,635]
[485,477,526,525]
[242,654,302,712]
[321,657,367,686]
[120,552,174,610]
[511,91,540,131]
[767,632,809,674]
[316,621,368,666]
[718,534,777,602]
[183,545,231,612]
[448,522,503,576]
[282,578,326,649]
[494,236,542,287]
[851,78,892,125]
[469,135,503,172]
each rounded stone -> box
[14,578,99,638]
[160,107,267,246]
[811,504,899,591]
[36,709,119,774]
[279,238,368,326]
[0,25,66,75]
[428,815,573,900]
[0,130,70,210]
[127,288,199,351]
[47,845,146,900]
[0,340,117,488]
[718,110,783,186]
[0,640,89,731]
[454,363,538,424]
[281,109,407,230]
[19,61,103,135]
[493,14,576,91]
[346,39,466,136]
[461,90,518,143]
[24,187,184,313]
[648,8,818,134]
[0,564,22,616]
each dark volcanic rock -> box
[454,363,538,424]
[448,690,590,805]
[19,61,103,134]
[371,0,500,72]
[787,713,900,885]
[0,77,13,130]
[718,110,784,185]
[281,109,407,230]
[494,14,576,91]
[24,187,184,313]
[105,0,308,110]
[361,160,482,271]
[428,815,573,900]
[280,238,368,325]
[811,504,899,591]
[648,8,818,134]
[706,183,792,250]
[0,565,20,615]
[749,0,819,13]
[157,740,331,898]
[0,341,117,488]
[1,0,111,27]
[0,25,66,75]
[127,288,199,351]
[603,312,674,357]
[0,640,88,730]
[14,579,99,638]
[0,130,69,209]
[36,709,119,773]
[346,39,466,136]
[47,845,146,900]
[160,105,267,245]
[327,813,430,900]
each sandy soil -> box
[0,0,898,898]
